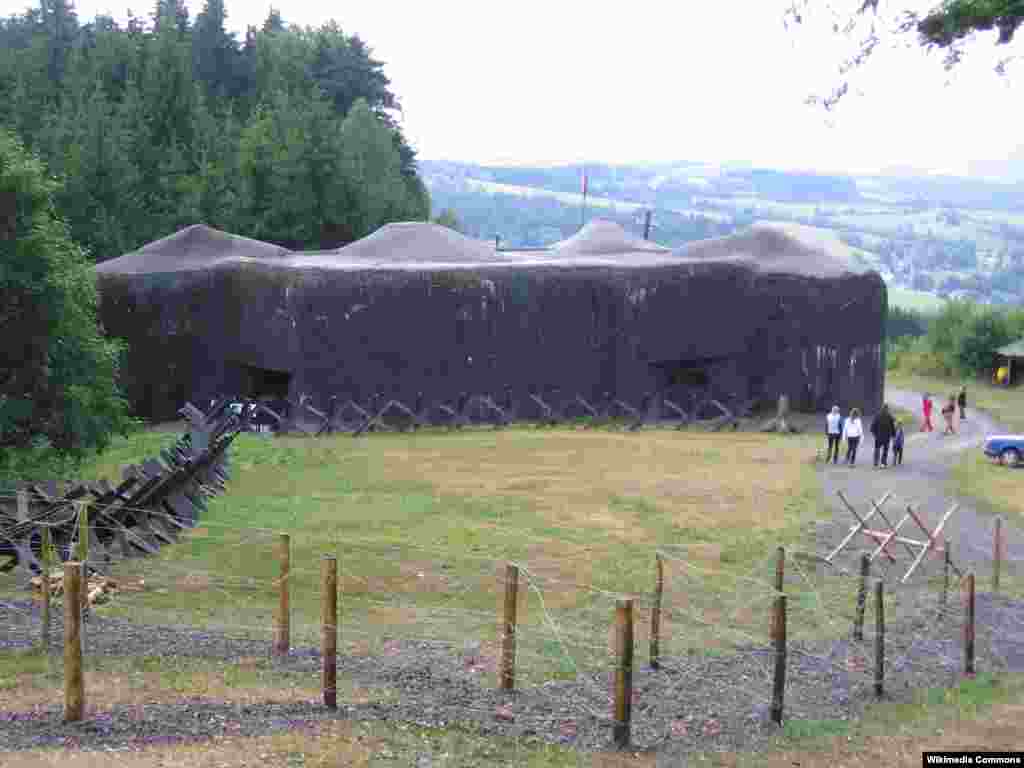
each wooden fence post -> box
[993,517,1002,595]
[874,579,884,698]
[613,599,634,749]
[941,540,951,614]
[650,554,663,670]
[499,564,519,691]
[273,533,290,656]
[63,562,85,722]
[40,528,52,652]
[770,546,784,638]
[76,505,89,617]
[321,555,338,709]
[854,553,869,641]
[770,595,787,726]
[964,572,975,676]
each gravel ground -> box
[3,588,1024,756]
[2,387,1023,758]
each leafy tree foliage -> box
[0,129,129,458]
[0,1,430,260]
[888,297,1024,377]
[786,1,1024,108]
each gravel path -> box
[818,389,1024,575]
[3,386,1024,759]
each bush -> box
[0,129,130,462]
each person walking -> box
[870,403,896,468]
[892,419,905,466]
[941,395,956,435]
[957,385,967,420]
[921,393,934,432]
[843,407,863,465]
[825,405,842,464]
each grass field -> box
[70,425,827,675]
[887,287,947,314]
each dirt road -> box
[820,388,1021,575]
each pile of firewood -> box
[30,571,144,607]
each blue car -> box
[983,435,1024,467]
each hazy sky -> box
[4,0,1023,178]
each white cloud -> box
[4,0,1022,177]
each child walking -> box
[941,395,957,435]
[892,419,905,466]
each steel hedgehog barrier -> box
[0,397,247,577]
[252,388,759,436]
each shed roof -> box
[996,338,1024,359]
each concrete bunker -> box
[95,220,887,422]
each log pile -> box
[31,571,143,606]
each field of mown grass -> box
[62,424,833,678]
[887,287,947,314]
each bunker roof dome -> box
[671,222,859,279]
[95,224,290,275]
[551,219,671,256]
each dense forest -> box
[0,0,431,260]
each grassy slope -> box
[5,403,1023,765]
[69,426,827,673]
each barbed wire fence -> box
[1,494,1018,758]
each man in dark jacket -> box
[870,404,896,468]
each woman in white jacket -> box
[825,405,842,464]
[843,407,863,465]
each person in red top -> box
[921,393,934,432]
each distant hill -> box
[420,159,1024,308]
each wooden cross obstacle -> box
[826,490,961,584]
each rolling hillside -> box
[422,160,1024,312]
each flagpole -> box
[580,164,587,230]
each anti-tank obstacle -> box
[0,399,246,579]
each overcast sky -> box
[4,0,1023,179]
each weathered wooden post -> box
[650,554,663,670]
[613,599,635,748]
[770,546,785,638]
[874,579,885,698]
[964,572,975,676]
[321,555,338,709]
[273,533,290,656]
[854,553,869,641]
[63,562,85,722]
[993,517,1003,595]
[499,564,519,691]
[941,540,951,614]
[40,527,52,652]
[770,594,787,726]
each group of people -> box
[920,387,967,435]
[825,404,904,467]
[823,385,969,467]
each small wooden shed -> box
[995,338,1024,386]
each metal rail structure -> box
[0,398,248,577]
